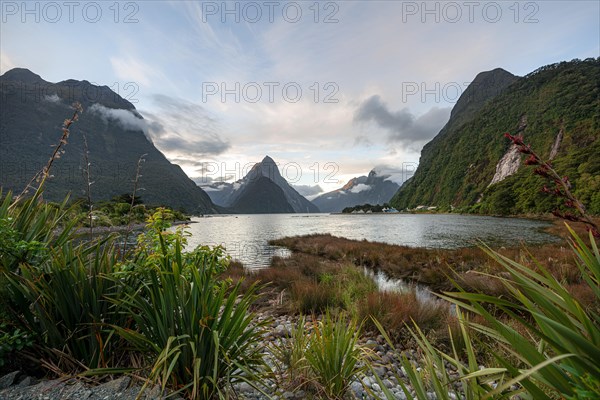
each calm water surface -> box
[182,214,558,268]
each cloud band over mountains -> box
[354,95,451,148]
[90,95,230,158]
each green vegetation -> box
[2,74,600,399]
[391,58,600,216]
[270,313,367,399]
[303,313,366,398]
[113,216,268,398]
[341,203,391,213]
[1,191,268,398]
[68,193,189,227]
[244,252,377,314]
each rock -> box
[96,377,131,392]
[351,381,365,398]
[394,392,408,400]
[361,376,373,389]
[16,376,33,388]
[274,324,291,338]
[0,371,20,390]
[238,382,254,393]
[373,366,387,377]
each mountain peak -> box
[0,68,46,84]
[472,68,515,83]
[261,155,275,164]
[449,67,518,121]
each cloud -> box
[89,103,154,136]
[354,95,451,147]
[89,97,230,158]
[0,52,16,74]
[373,164,416,186]
[110,56,159,87]
[141,94,230,157]
[44,94,61,103]
[350,183,371,194]
[292,184,323,197]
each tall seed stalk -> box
[12,102,83,206]
[121,153,147,257]
[82,134,94,240]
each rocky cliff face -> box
[488,144,521,186]
[488,115,527,186]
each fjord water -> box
[183,214,557,269]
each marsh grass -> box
[359,291,449,341]
[222,253,378,314]
[271,232,586,298]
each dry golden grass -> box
[269,222,589,298]
[359,291,450,340]
[220,253,377,314]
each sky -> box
[1,0,599,194]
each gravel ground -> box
[0,312,463,400]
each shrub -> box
[4,239,127,371]
[304,312,366,399]
[113,232,269,398]
[0,323,34,368]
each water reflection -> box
[182,213,558,268]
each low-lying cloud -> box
[292,184,323,197]
[90,95,230,158]
[350,183,371,193]
[89,103,155,136]
[142,95,230,156]
[354,95,451,148]
[373,164,416,186]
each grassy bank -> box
[263,219,598,311]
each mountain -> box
[390,58,600,215]
[229,176,295,213]
[0,68,218,214]
[202,156,320,213]
[312,170,400,213]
